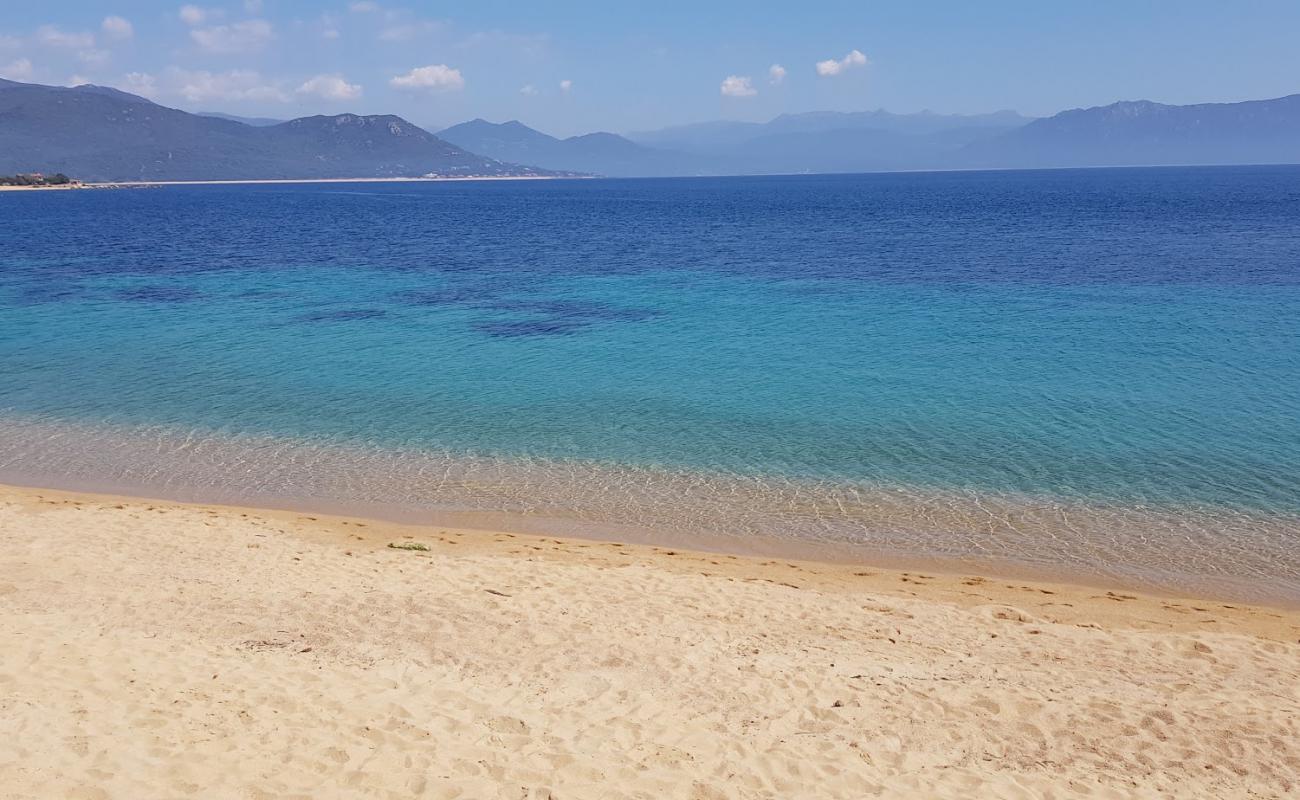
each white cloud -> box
[348,1,379,11]
[559,79,572,93]
[519,84,537,96]
[720,75,756,98]
[816,49,868,77]
[66,74,90,87]
[297,73,362,101]
[769,64,786,85]
[389,64,464,91]
[322,28,340,40]
[162,68,289,103]
[191,19,274,53]
[36,25,96,49]
[102,16,134,41]
[122,71,157,97]
[179,5,212,26]
[0,58,33,81]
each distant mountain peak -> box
[439,118,705,177]
[0,78,565,180]
[964,92,1300,168]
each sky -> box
[3,1,1300,137]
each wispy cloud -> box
[559,79,572,93]
[720,75,757,97]
[77,49,112,68]
[178,5,218,27]
[520,84,538,96]
[815,49,868,77]
[35,25,96,49]
[0,57,34,81]
[101,16,134,41]
[348,1,379,12]
[297,73,362,101]
[132,67,289,103]
[244,0,264,13]
[389,64,464,91]
[122,71,157,96]
[190,19,274,54]
[769,64,786,85]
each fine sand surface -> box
[1,484,1297,799]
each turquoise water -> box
[2,169,1298,599]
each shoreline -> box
[0,176,584,192]
[87,175,582,188]
[2,481,1298,797]
[4,477,1298,616]
[0,183,87,192]
[2,437,1297,608]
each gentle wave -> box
[2,414,1296,603]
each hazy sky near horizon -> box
[3,1,1300,136]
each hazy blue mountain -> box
[0,79,556,181]
[10,76,1300,180]
[622,109,1031,174]
[765,108,1029,136]
[963,95,1300,168]
[628,110,1031,155]
[626,120,767,153]
[438,119,718,177]
[198,111,286,127]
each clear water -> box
[2,168,1298,601]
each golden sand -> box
[1,484,1297,798]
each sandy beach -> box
[1,484,1297,799]
[0,184,87,192]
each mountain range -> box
[438,119,719,177]
[962,95,1300,168]
[444,97,1300,176]
[5,76,1300,180]
[0,78,554,181]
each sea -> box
[2,167,1298,602]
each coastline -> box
[4,468,1299,611]
[1,411,1296,608]
[0,183,88,192]
[86,175,583,188]
[3,482,1298,797]
[0,176,586,192]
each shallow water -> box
[2,169,1298,600]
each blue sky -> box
[3,1,1300,136]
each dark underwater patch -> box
[472,318,590,338]
[295,308,388,323]
[389,288,497,307]
[116,286,202,303]
[484,299,661,322]
[12,284,84,305]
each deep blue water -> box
[2,168,1299,596]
